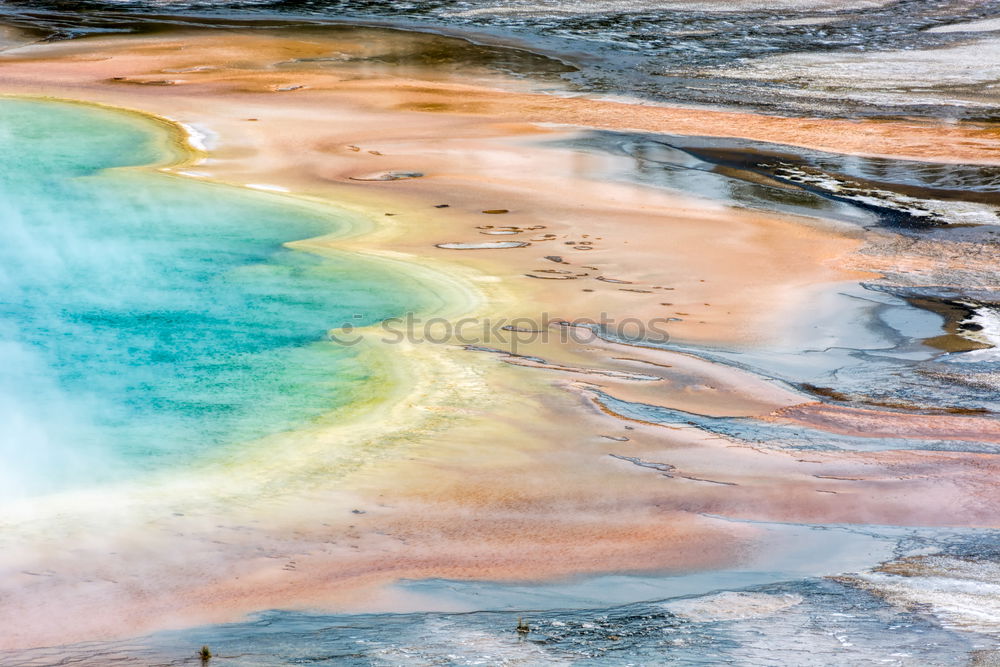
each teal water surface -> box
[0,98,426,497]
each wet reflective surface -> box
[554,130,1000,230]
[2,2,1000,665]
[3,0,999,117]
[6,527,1000,666]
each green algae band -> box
[0,98,426,498]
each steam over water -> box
[0,99,423,498]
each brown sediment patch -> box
[115,77,182,86]
[436,241,530,249]
[349,171,424,181]
[907,297,994,354]
[799,383,990,414]
[525,273,578,279]
[799,383,989,415]
[840,234,1000,365]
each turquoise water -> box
[0,98,425,497]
